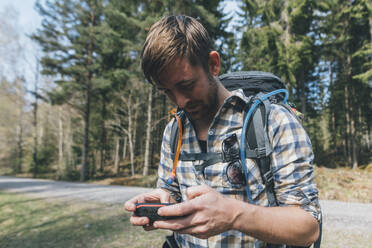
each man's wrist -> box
[229,198,258,234]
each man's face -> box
[157,57,218,122]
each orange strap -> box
[171,114,183,178]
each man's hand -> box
[124,188,174,230]
[153,185,238,239]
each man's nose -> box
[174,91,190,109]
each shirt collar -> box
[222,89,249,112]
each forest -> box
[0,0,371,182]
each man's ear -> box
[208,51,220,76]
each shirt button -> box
[208,130,214,135]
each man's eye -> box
[181,82,194,90]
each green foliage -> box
[238,0,371,167]
[315,0,371,167]
[239,0,320,113]
[31,145,57,174]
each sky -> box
[0,0,41,87]
[0,0,41,34]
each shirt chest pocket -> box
[176,159,265,202]
[203,159,266,202]
[203,161,246,193]
[176,160,246,199]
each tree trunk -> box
[114,136,120,175]
[127,94,135,176]
[80,9,95,181]
[299,71,306,118]
[143,86,153,176]
[39,122,44,146]
[16,122,23,173]
[329,61,336,151]
[367,124,371,151]
[350,87,358,169]
[66,107,73,171]
[32,61,39,177]
[281,0,291,80]
[344,53,358,169]
[345,84,352,167]
[128,134,135,176]
[99,96,107,172]
[123,136,127,160]
[81,84,91,181]
[58,106,64,180]
[132,96,139,159]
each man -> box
[125,15,321,248]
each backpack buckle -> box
[263,170,274,184]
[255,147,267,158]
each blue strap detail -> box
[166,177,174,185]
[240,89,289,204]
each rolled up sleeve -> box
[268,104,321,222]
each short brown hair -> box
[141,15,213,84]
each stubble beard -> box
[206,76,219,119]
[190,76,219,123]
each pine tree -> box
[32,0,106,180]
[318,0,371,168]
[239,0,319,116]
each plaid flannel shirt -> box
[157,89,321,248]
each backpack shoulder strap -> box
[169,110,224,172]
[244,95,278,207]
[170,111,186,160]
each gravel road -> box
[0,176,151,204]
[1,176,371,247]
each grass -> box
[322,228,372,248]
[0,191,170,248]
[314,165,372,203]
[1,192,371,248]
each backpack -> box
[167,71,321,248]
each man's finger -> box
[124,195,144,212]
[130,215,150,226]
[158,200,196,217]
[125,189,170,212]
[159,189,171,203]
[154,215,210,239]
[186,184,213,200]
[153,214,198,231]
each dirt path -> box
[1,176,371,247]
